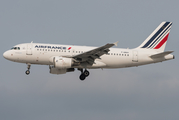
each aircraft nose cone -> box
[3,51,9,59]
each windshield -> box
[11,47,20,50]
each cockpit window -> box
[11,47,20,50]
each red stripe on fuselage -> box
[154,33,169,49]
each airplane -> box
[3,21,174,81]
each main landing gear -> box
[25,64,31,75]
[78,69,90,81]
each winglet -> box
[113,41,118,46]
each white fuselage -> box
[3,22,174,80]
[3,43,174,69]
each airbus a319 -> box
[3,22,174,81]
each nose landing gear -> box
[78,69,90,81]
[25,64,31,75]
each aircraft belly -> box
[99,56,132,68]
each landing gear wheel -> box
[25,63,31,75]
[25,70,30,75]
[84,70,90,77]
[78,69,90,81]
[79,73,86,81]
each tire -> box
[79,74,86,81]
[25,70,30,75]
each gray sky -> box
[1,0,179,120]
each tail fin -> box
[137,21,172,51]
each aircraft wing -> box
[72,42,118,65]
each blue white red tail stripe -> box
[147,23,172,48]
[137,21,172,51]
[141,22,170,48]
[151,28,171,49]
[154,33,169,49]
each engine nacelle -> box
[53,56,72,69]
[50,67,67,74]
[49,67,75,74]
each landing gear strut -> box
[25,64,31,75]
[78,69,90,81]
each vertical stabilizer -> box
[137,22,172,51]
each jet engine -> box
[53,56,73,69]
[49,56,75,74]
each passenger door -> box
[26,43,33,55]
[132,51,138,62]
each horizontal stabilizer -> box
[150,51,173,58]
